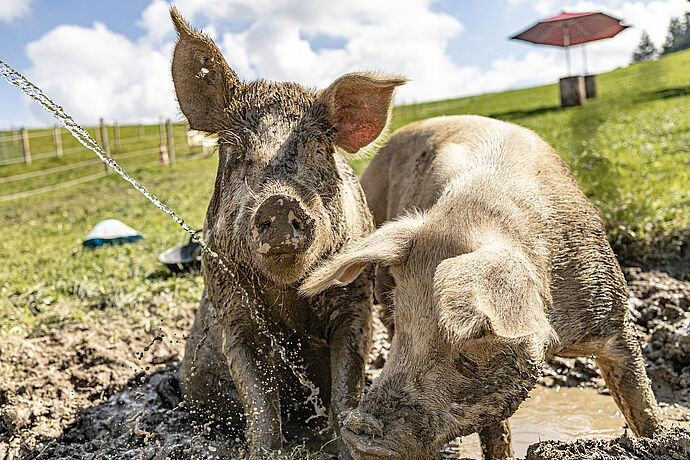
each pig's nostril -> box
[257,220,271,236]
[291,218,303,233]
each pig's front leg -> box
[328,299,373,458]
[221,324,282,457]
[478,419,513,460]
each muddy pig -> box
[168,8,406,459]
[302,115,665,459]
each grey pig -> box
[302,115,665,460]
[168,7,406,459]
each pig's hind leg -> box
[593,326,665,438]
[478,419,514,459]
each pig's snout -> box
[252,194,315,257]
[340,410,399,459]
[341,409,384,437]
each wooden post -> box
[53,126,63,159]
[165,119,176,165]
[158,118,168,165]
[20,127,31,165]
[1,132,7,162]
[138,124,144,140]
[559,76,586,107]
[100,118,112,174]
[12,128,18,146]
[113,121,121,153]
[584,75,598,99]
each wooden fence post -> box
[12,128,18,146]
[1,133,7,162]
[158,118,168,164]
[165,119,176,165]
[113,121,121,153]
[53,125,63,159]
[20,127,31,165]
[100,118,112,174]
[138,124,144,140]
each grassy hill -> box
[0,49,688,336]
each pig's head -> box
[170,8,405,285]
[301,216,556,459]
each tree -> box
[661,14,690,55]
[631,31,657,62]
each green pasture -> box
[0,49,688,337]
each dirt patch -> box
[0,304,392,460]
[525,427,690,460]
[1,265,689,459]
[0,307,194,459]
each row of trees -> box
[632,13,690,62]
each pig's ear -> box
[299,216,421,297]
[320,73,407,154]
[170,7,242,132]
[434,246,552,343]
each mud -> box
[1,264,689,459]
[526,427,690,460]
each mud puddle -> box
[453,386,690,459]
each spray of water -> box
[0,59,327,420]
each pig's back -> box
[363,115,627,350]
[362,115,584,224]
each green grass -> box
[1,49,688,337]
[0,158,214,336]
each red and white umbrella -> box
[511,12,630,75]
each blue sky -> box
[0,0,686,129]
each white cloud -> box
[176,0,467,102]
[508,0,561,15]
[0,0,32,23]
[137,0,174,44]
[24,22,178,126]
[20,0,688,126]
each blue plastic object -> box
[83,219,143,247]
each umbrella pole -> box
[563,22,571,76]
[582,45,588,75]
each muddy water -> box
[454,386,690,459]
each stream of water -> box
[0,59,327,420]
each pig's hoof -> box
[341,427,398,460]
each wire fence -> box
[0,101,463,202]
[0,119,217,202]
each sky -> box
[0,0,687,129]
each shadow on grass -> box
[488,104,562,121]
[145,267,200,281]
[640,85,690,102]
